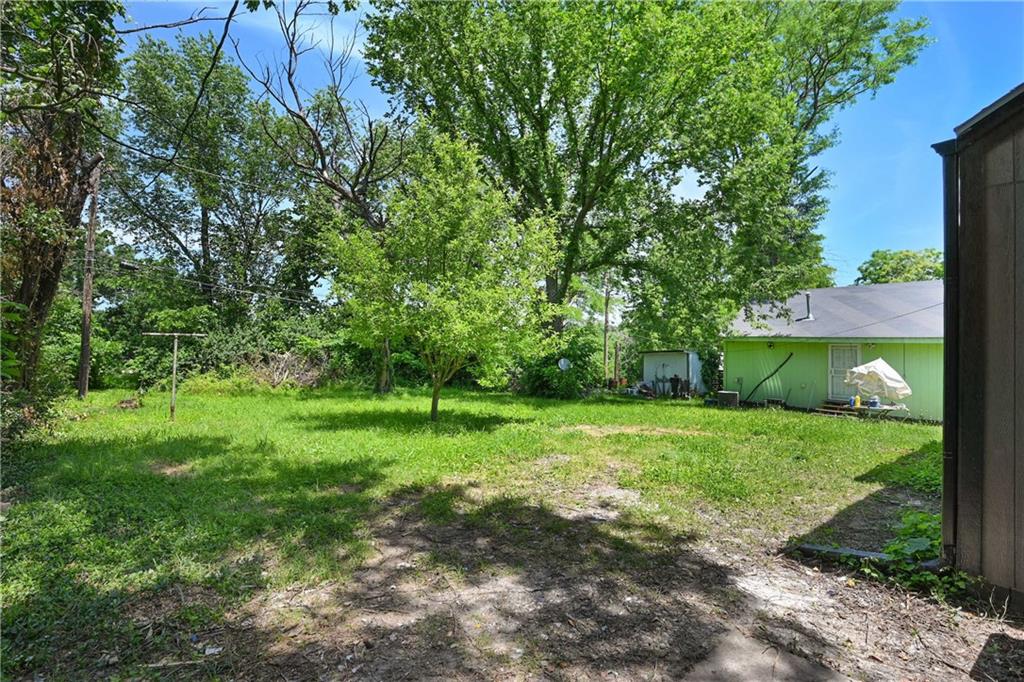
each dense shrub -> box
[518,325,603,399]
[179,368,266,395]
[2,301,70,444]
[390,349,431,386]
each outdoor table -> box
[855,404,911,421]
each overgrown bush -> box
[390,349,431,386]
[179,368,266,395]
[2,302,67,444]
[518,325,603,399]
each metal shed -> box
[934,82,1024,607]
[640,350,706,396]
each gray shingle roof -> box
[729,280,943,339]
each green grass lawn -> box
[1,386,941,676]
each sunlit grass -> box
[0,386,940,674]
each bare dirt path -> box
[183,482,1024,681]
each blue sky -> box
[817,1,1023,283]
[122,1,1024,285]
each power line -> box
[140,0,242,194]
[98,130,342,250]
[79,254,318,300]
[97,263,318,306]
[88,120,282,195]
[89,261,319,306]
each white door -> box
[828,344,861,400]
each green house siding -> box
[723,338,943,421]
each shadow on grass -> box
[219,483,744,680]
[4,446,756,680]
[288,406,531,434]
[1,433,392,678]
[794,444,942,553]
[855,439,942,493]
[8,424,873,680]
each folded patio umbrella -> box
[844,358,913,400]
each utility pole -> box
[141,332,207,421]
[602,272,610,384]
[613,339,621,386]
[77,158,103,399]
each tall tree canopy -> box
[364,0,928,344]
[242,0,414,391]
[364,0,791,317]
[855,248,944,285]
[624,0,928,349]
[105,33,305,318]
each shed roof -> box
[729,280,943,340]
[954,82,1024,137]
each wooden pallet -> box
[814,401,858,418]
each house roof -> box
[729,280,943,340]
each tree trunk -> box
[545,274,565,333]
[430,378,442,422]
[375,338,393,393]
[4,125,100,392]
[13,241,66,391]
[613,339,621,384]
[77,164,102,399]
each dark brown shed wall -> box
[1016,123,1024,595]
[947,90,1024,596]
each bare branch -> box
[236,0,409,234]
[116,6,240,35]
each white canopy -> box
[844,358,913,400]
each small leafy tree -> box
[331,133,554,420]
[855,248,944,285]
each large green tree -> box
[364,0,793,324]
[330,133,554,420]
[624,1,928,350]
[855,248,944,285]
[243,0,412,391]
[1,0,125,389]
[105,33,303,318]
[766,1,929,215]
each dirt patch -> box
[189,486,734,680]
[556,481,643,523]
[562,424,711,438]
[534,453,571,468]
[714,547,1024,681]
[150,461,194,477]
[207,484,1022,682]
